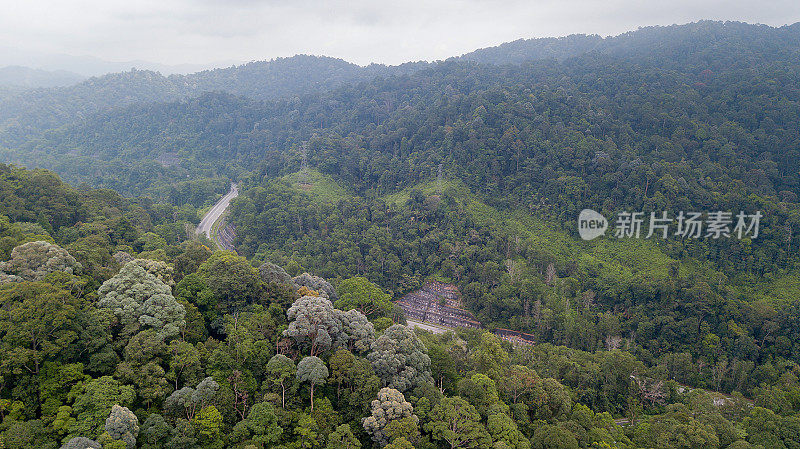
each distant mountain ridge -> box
[1,20,799,148]
[0,55,427,146]
[0,45,237,76]
[0,66,85,88]
[458,20,800,69]
[9,18,800,204]
[179,55,428,101]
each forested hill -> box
[459,21,800,67]
[0,55,427,146]
[4,21,799,149]
[0,66,85,88]
[3,20,800,345]
[8,21,800,206]
[5,18,799,331]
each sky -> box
[1,0,800,73]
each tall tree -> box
[333,309,375,353]
[101,405,139,449]
[425,396,491,449]
[230,401,283,447]
[367,324,433,392]
[335,276,394,319]
[265,354,296,408]
[0,241,81,282]
[0,282,80,381]
[296,356,328,411]
[97,261,185,341]
[284,295,340,357]
[326,423,361,449]
[362,387,419,446]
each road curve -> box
[196,183,238,248]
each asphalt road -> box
[406,319,451,334]
[196,183,238,247]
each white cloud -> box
[0,0,798,70]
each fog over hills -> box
[2,20,798,149]
[0,44,239,76]
[0,66,85,88]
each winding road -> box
[196,183,238,249]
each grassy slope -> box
[383,178,798,304]
[281,168,351,204]
[269,171,796,304]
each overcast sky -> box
[2,0,800,71]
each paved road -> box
[406,319,451,334]
[196,183,238,248]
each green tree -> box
[0,282,80,378]
[100,404,139,449]
[530,424,579,449]
[192,405,224,449]
[528,378,572,422]
[487,412,530,449]
[167,339,202,390]
[362,387,419,446]
[474,332,509,377]
[367,325,433,392]
[329,348,357,400]
[178,299,207,343]
[293,413,323,449]
[497,365,539,404]
[383,437,414,449]
[1,418,56,449]
[173,241,212,281]
[335,276,394,319]
[230,401,283,447]
[165,418,199,449]
[196,251,262,319]
[69,376,135,440]
[97,261,185,341]
[163,377,219,421]
[297,356,328,411]
[458,373,503,417]
[310,397,342,440]
[265,353,297,408]
[138,414,172,449]
[428,343,458,394]
[326,424,361,449]
[632,404,720,449]
[328,349,381,420]
[425,396,491,449]
[115,329,170,407]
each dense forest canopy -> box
[0,20,799,449]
